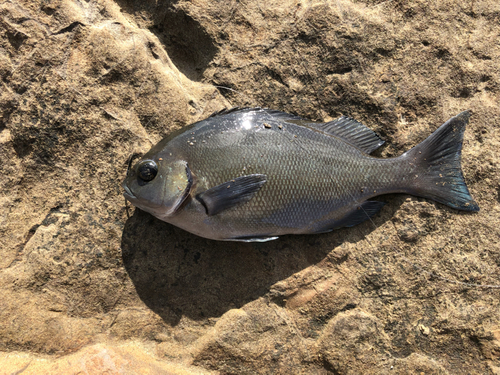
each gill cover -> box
[162,160,193,216]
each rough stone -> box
[1,0,500,374]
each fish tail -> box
[403,111,479,211]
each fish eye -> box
[137,160,158,182]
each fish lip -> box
[122,183,136,200]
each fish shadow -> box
[120,200,398,326]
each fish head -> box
[122,156,192,219]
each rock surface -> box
[1,0,500,374]
[0,342,212,375]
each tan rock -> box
[0,342,212,375]
[1,0,499,374]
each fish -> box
[122,107,479,242]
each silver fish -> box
[122,108,478,242]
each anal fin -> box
[313,201,386,233]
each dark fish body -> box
[122,108,478,242]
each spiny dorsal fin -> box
[208,108,384,153]
[209,107,304,122]
[208,107,250,118]
[197,174,267,216]
[307,116,385,154]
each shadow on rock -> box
[120,207,377,326]
[115,0,218,82]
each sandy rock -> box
[318,309,391,373]
[1,0,500,374]
[0,342,212,375]
[193,303,315,374]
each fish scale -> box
[122,108,479,241]
[188,128,358,224]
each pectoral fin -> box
[197,174,267,216]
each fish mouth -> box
[122,183,136,200]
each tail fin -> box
[404,111,479,211]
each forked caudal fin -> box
[403,111,479,211]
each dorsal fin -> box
[208,107,304,122]
[306,116,385,154]
[252,108,305,122]
[207,108,384,153]
[208,107,251,118]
